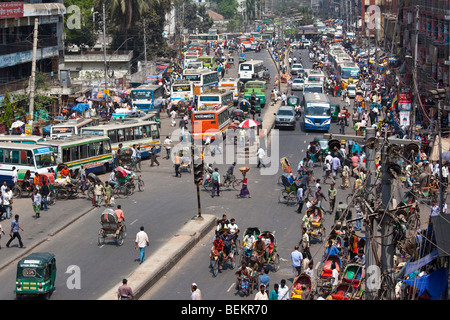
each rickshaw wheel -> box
[212,258,219,277]
[87,189,95,200]
[273,254,280,272]
[98,229,105,246]
[57,189,69,200]
[121,225,127,238]
[116,232,124,246]
[138,179,145,192]
[12,186,21,198]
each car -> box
[274,106,296,130]
[291,41,301,49]
[302,39,312,49]
[345,84,357,98]
[291,64,304,75]
[291,78,305,91]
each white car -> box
[345,84,357,98]
[291,78,305,91]
[291,64,304,75]
[302,39,311,49]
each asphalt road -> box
[140,48,357,300]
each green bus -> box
[243,80,267,112]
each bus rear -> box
[303,93,331,132]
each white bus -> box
[38,136,113,175]
[218,77,240,100]
[80,119,160,159]
[238,60,265,81]
[197,90,234,111]
[50,118,96,139]
[306,70,326,86]
[170,80,194,103]
[0,143,57,186]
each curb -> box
[97,214,217,300]
[0,205,97,273]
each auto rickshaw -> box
[15,252,56,299]
[330,104,341,122]
[287,96,300,108]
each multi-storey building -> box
[0,1,66,95]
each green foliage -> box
[64,0,98,48]
[184,2,214,33]
[216,0,238,20]
[0,92,14,129]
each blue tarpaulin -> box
[403,268,447,300]
[403,249,439,276]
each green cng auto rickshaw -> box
[15,253,56,299]
[243,80,266,113]
[287,96,300,108]
[330,104,341,122]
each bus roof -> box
[81,120,158,131]
[303,93,330,103]
[39,135,110,147]
[183,68,216,75]
[0,142,54,151]
[240,60,264,65]
[0,135,44,142]
[133,84,163,90]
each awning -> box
[403,249,439,276]
[403,268,447,300]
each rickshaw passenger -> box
[252,236,266,262]
[109,171,118,189]
[220,229,236,258]
[243,233,256,257]
[212,232,225,262]
[261,232,272,259]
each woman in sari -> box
[237,172,251,198]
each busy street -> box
[0,0,449,305]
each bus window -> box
[70,146,79,162]
[118,129,125,142]
[151,124,159,139]
[143,125,151,138]
[134,127,143,140]
[125,128,134,141]
[63,148,70,163]
[80,144,89,159]
[108,129,117,144]
[0,149,3,162]
[104,141,112,153]
[89,143,96,157]
[20,151,27,165]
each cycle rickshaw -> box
[210,228,238,277]
[278,173,299,206]
[98,208,127,246]
[11,169,34,198]
[307,205,325,243]
[252,230,280,272]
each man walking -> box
[135,226,149,264]
[149,145,160,167]
[328,183,337,215]
[290,245,303,277]
[173,152,181,178]
[117,279,134,300]
[163,136,172,159]
[6,214,25,248]
[211,168,220,198]
[256,147,266,168]
[32,189,41,218]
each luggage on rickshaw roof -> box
[115,167,128,179]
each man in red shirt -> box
[115,205,125,225]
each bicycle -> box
[222,174,243,191]
[136,175,145,192]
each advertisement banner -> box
[399,111,410,127]
[398,92,412,111]
[0,2,24,19]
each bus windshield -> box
[304,86,323,93]
[305,105,331,117]
[341,68,359,78]
[240,64,252,71]
[34,150,57,169]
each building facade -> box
[0,1,66,95]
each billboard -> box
[0,2,24,19]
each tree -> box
[0,92,14,130]
[64,0,98,48]
[216,0,238,20]
[183,2,214,34]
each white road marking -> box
[227,283,235,292]
[130,219,138,225]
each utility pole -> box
[143,18,147,65]
[28,18,39,125]
[103,3,108,96]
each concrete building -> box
[0,0,66,95]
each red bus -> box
[191,104,231,141]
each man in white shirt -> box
[254,285,269,300]
[256,147,266,168]
[135,226,149,264]
[163,136,172,160]
[277,279,290,300]
[12,167,18,186]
